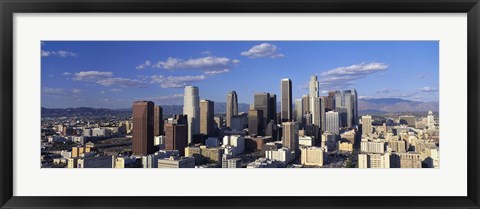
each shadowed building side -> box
[226,91,238,128]
[154,105,163,136]
[281,78,292,122]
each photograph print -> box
[40,41,440,169]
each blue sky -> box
[41,41,439,108]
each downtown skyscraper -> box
[294,99,302,123]
[282,121,299,156]
[309,75,319,99]
[226,91,238,128]
[183,86,200,144]
[154,105,163,136]
[132,101,155,155]
[326,111,340,135]
[281,78,292,122]
[334,89,358,128]
[254,92,276,130]
[309,75,324,132]
[200,100,214,136]
[362,115,373,135]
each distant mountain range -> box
[41,98,438,117]
[358,98,438,113]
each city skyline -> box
[40,41,440,169]
[41,41,439,108]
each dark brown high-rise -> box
[326,91,336,111]
[132,101,155,155]
[281,79,292,122]
[154,105,163,136]
[165,123,188,156]
[248,107,263,136]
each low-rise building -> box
[77,155,115,168]
[358,153,390,168]
[338,141,353,152]
[265,147,292,164]
[71,146,91,158]
[158,156,195,168]
[222,135,245,155]
[244,136,273,152]
[299,136,314,147]
[390,152,422,168]
[300,146,324,167]
[115,156,136,168]
[321,132,337,150]
[222,155,242,168]
[67,158,78,168]
[387,140,406,153]
[246,158,282,168]
[360,141,385,154]
[340,129,356,145]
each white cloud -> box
[96,78,149,88]
[150,75,207,88]
[42,87,66,96]
[136,60,152,70]
[240,43,285,59]
[419,86,439,92]
[376,88,398,94]
[63,72,71,76]
[204,69,230,75]
[110,88,123,92]
[41,50,77,57]
[42,87,81,98]
[298,84,309,90]
[358,95,373,99]
[201,50,212,55]
[71,88,82,94]
[321,62,388,76]
[154,56,239,71]
[73,71,113,81]
[318,62,388,90]
[415,74,431,80]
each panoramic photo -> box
[40,41,440,168]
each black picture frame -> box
[1,0,479,208]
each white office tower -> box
[427,110,435,129]
[183,86,200,144]
[325,111,339,135]
[362,115,373,135]
[308,75,324,128]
